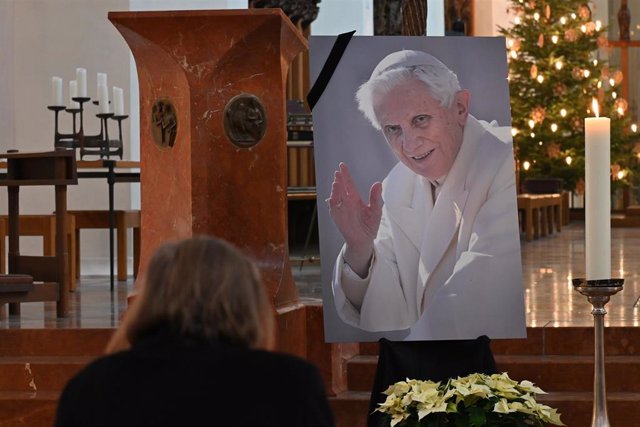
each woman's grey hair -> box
[356,52,461,130]
[127,236,274,348]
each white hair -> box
[355,54,461,130]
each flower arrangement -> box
[376,372,564,427]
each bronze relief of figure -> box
[224,94,267,148]
[151,99,178,149]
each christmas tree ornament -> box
[565,28,578,42]
[613,70,624,84]
[547,142,561,158]
[579,4,591,20]
[571,67,582,79]
[532,106,546,122]
[530,64,539,78]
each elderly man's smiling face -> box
[373,78,469,181]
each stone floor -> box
[2,221,639,329]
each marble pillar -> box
[109,9,307,306]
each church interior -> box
[1,0,640,426]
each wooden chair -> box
[0,150,77,318]
[68,209,140,282]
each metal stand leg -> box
[573,278,624,427]
[299,203,317,271]
[107,162,115,291]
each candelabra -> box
[48,97,127,159]
[572,278,624,427]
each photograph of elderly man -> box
[312,38,526,341]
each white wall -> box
[0,1,15,154]
[473,0,512,36]
[312,0,374,36]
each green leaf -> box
[468,406,487,426]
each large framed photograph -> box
[310,36,526,343]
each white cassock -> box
[332,115,526,340]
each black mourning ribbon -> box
[306,30,356,111]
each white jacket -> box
[332,116,526,340]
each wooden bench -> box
[0,214,77,290]
[68,210,140,282]
[517,194,562,241]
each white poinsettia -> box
[375,372,565,426]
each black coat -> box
[55,329,334,427]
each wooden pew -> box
[517,194,563,241]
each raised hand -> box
[328,163,383,276]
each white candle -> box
[585,98,611,280]
[113,86,124,116]
[76,68,87,98]
[69,80,79,109]
[98,83,109,114]
[97,73,107,99]
[51,76,63,106]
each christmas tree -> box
[499,0,639,193]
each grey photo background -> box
[310,36,513,343]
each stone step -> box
[330,390,640,427]
[329,391,369,427]
[0,390,59,427]
[0,329,114,357]
[499,354,640,392]
[347,355,377,393]
[354,327,640,357]
[492,327,640,356]
[346,354,640,393]
[539,392,640,427]
[0,356,94,392]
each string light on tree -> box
[500,0,640,191]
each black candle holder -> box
[49,96,125,159]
